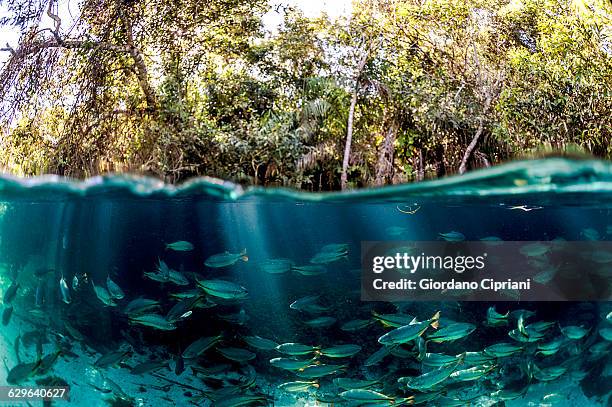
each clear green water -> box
[0,158,610,406]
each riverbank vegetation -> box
[1,0,611,189]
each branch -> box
[0,37,132,59]
[118,5,157,108]
[0,43,16,56]
[47,0,62,42]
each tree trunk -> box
[340,51,370,190]
[458,85,497,174]
[121,8,157,109]
[416,148,424,181]
[459,116,484,174]
[374,123,397,186]
[340,90,359,190]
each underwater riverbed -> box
[0,158,611,406]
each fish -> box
[560,325,589,340]
[438,231,465,242]
[486,306,509,326]
[319,344,361,358]
[341,319,374,331]
[278,381,319,392]
[276,342,319,356]
[37,350,62,374]
[426,322,476,343]
[182,335,222,359]
[508,324,545,343]
[130,360,169,375]
[589,341,610,356]
[196,278,248,300]
[542,393,565,404]
[385,226,409,237]
[491,389,525,401]
[461,351,494,366]
[72,275,79,290]
[129,313,177,330]
[292,265,327,276]
[364,346,391,366]
[296,363,346,378]
[218,309,249,325]
[259,258,293,274]
[532,364,566,381]
[92,282,117,307]
[378,311,440,345]
[526,319,555,333]
[581,227,600,241]
[422,352,464,368]
[243,335,278,350]
[449,364,495,381]
[3,281,20,304]
[412,391,444,404]
[166,296,201,323]
[167,270,189,286]
[480,236,503,245]
[144,270,170,283]
[124,297,160,315]
[372,311,415,328]
[304,316,336,328]
[339,389,397,403]
[309,251,347,264]
[290,296,329,314]
[2,306,13,325]
[484,342,523,357]
[510,309,536,321]
[390,346,414,358]
[6,360,42,384]
[166,240,194,251]
[519,242,550,257]
[537,337,564,356]
[204,249,248,268]
[334,377,380,390]
[59,275,71,304]
[106,276,125,300]
[94,349,131,368]
[170,288,205,300]
[63,320,85,341]
[217,346,256,363]
[270,357,316,371]
[320,243,349,253]
[533,267,558,284]
[398,363,458,391]
[599,327,612,341]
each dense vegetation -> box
[0,0,611,189]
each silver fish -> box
[59,275,71,304]
[106,276,125,300]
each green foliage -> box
[0,0,610,188]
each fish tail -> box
[430,311,441,329]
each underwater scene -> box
[0,158,611,407]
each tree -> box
[0,0,610,187]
